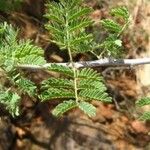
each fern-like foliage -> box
[15,77,37,97]
[0,1,130,119]
[78,101,96,117]
[0,22,46,116]
[41,0,113,117]
[93,6,130,58]
[136,97,150,120]
[45,0,94,53]
[0,23,46,71]
[40,65,111,117]
[52,100,77,117]
[47,64,74,77]
[0,89,20,117]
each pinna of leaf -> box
[40,65,112,117]
[0,22,45,117]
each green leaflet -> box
[78,79,107,90]
[68,0,81,10]
[79,89,112,102]
[70,32,93,53]
[139,112,150,121]
[136,97,150,121]
[77,68,102,81]
[111,6,129,21]
[78,101,96,117]
[15,77,36,97]
[0,91,20,117]
[48,64,74,77]
[101,19,122,33]
[114,40,122,47]
[39,88,75,101]
[68,7,92,21]
[45,24,64,36]
[44,14,64,24]
[16,40,44,57]
[70,34,93,46]
[20,55,45,65]
[16,42,46,65]
[46,1,64,17]
[0,26,5,35]
[136,97,150,107]
[3,59,15,72]
[99,34,122,57]
[69,19,92,33]
[42,77,74,89]
[52,100,77,117]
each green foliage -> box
[110,6,129,21]
[0,0,146,123]
[0,1,130,118]
[0,90,20,117]
[0,23,46,72]
[40,0,119,117]
[48,64,74,77]
[79,89,111,102]
[40,87,75,101]
[15,77,37,97]
[101,6,129,34]
[0,22,45,116]
[40,65,111,117]
[92,6,130,58]
[45,0,94,53]
[138,112,150,121]
[101,19,122,33]
[52,100,77,117]
[78,101,96,117]
[77,68,102,80]
[98,35,123,57]
[136,97,150,107]
[136,97,150,120]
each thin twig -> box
[18,58,150,70]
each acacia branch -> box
[18,58,150,70]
